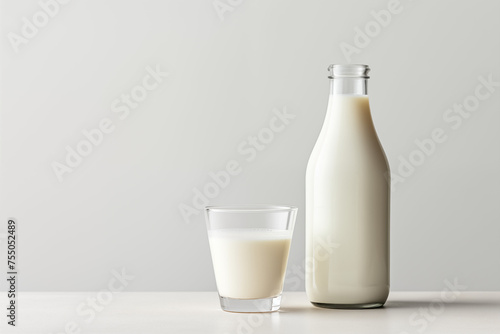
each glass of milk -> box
[205,205,297,312]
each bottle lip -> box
[328,64,370,79]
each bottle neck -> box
[330,78,368,95]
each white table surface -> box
[1,292,499,333]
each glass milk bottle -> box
[306,64,390,308]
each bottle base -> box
[311,301,384,309]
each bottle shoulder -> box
[307,130,390,175]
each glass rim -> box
[205,205,298,213]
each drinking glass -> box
[205,205,297,312]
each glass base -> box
[219,295,282,313]
[311,301,384,309]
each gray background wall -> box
[0,0,499,292]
